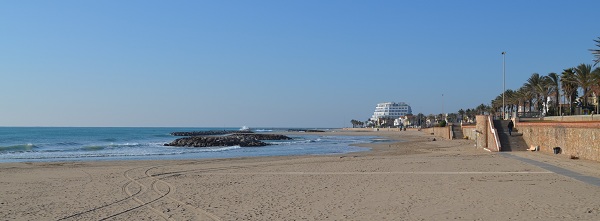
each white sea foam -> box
[0,144,37,152]
[109,143,141,147]
[199,146,242,152]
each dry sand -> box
[2,130,600,220]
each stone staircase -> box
[450,124,464,139]
[493,120,528,151]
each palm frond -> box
[590,37,600,66]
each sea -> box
[0,127,380,163]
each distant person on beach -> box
[507,120,514,136]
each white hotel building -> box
[370,102,412,121]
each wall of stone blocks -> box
[475,116,489,150]
[461,125,476,140]
[472,115,501,152]
[543,115,600,122]
[421,126,451,140]
[517,122,600,162]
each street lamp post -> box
[502,51,506,120]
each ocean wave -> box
[0,129,374,162]
[307,138,322,143]
[0,144,37,152]
[81,146,106,151]
[254,129,273,132]
[45,145,248,159]
[108,143,141,147]
[267,139,314,145]
[55,142,81,146]
[149,142,169,146]
[268,141,294,145]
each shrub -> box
[438,120,447,127]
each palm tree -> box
[465,109,475,123]
[513,87,526,115]
[491,95,502,117]
[350,119,359,128]
[591,37,600,66]
[517,85,534,114]
[571,64,594,106]
[447,113,458,123]
[476,104,488,115]
[484,104,493,116]
[525,73,558,115]
[492,89,518,118]
[594,66,600,83]
[589,67,600,113]
[506,89,520,116]
[524,73,547,113]
[458,109,465,122]
[561,68,578,115]
[547,72,560,115]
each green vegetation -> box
[354,38,600,128]
[438,120,446,127]
[350,119,364,128]
[591,37,600,66]
[491,38,600,117]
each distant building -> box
[393,116,408,127]
[370,102,412,121]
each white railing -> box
[487,115,501,151]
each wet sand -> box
[1,130,600,220]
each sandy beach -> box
[2,130,600,220]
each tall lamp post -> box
[502,51,506,120]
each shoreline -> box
[0,128,371,164]
[2,130,600,220]
[0,129,393,165]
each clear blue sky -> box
[1,1,598,127]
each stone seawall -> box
[517,121,600,162]
[542,115,600,122]
[471,115,501,152]
[461,125,476,140]
[421,126,451,140]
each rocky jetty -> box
[165,132,292,147]
[170,130,254,136]
[164,135,267,147]
[234,134,292,140]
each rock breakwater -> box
[170,130,254,136]
[165,132,293,147]
[234,134,292,140]
[164,135,267,147]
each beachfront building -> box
[370,102,412,123]
[393,116,408,127]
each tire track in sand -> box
[99,166,172,221]
[144,166,222,221]
[58,167,147,221]
[60,157,324,221]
